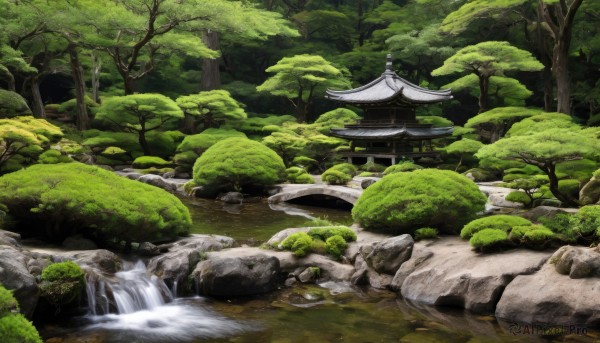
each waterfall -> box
[85,260,172,315]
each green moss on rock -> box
[460,215,532,239]
[470,229,511,252]
[132,156,172,169]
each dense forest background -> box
[2,0,598,126]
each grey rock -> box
[298,267,319,283]
[266,228,308,248]
[0,230,21,248]
[62,235,98,250]
[163,171,176,179]
[191,251,280,297]
[518,206,579,222]
[552,245,600,279]
[361,178,378,189]
[57,249,122,274]
[496,261,600,326]
[137,174,177,192]
[138,242,160,256]
[0,246,38,317]
[395,238,550,314]
[218,192,244,204]
[365,234,413,275]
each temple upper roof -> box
[330,126,453,140]
[325,54,452,105]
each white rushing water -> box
[82,261,250,342]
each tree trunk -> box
[295,98,308,123]
[181,114,196,134]
[124,76,135,95]
[545,163,578,207]
[67,44,89,131]
[536,2,554,112]
[91,52,101,103]
[138,131,152,156]
[30,75,45,118]
[200,30,221,91]
[477,75,490,113]
[554,41,571,115]
[1,68,16,92]
[542,65,554,111]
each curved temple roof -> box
[326,54,452,105]
[330,126,453,140]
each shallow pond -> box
[180,197,353,244]
[39,199,598,343]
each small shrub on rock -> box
[360,161,386,173]
[193,137,285,194]
[460,215,532,239]
[329,163,358,176]
[281,232,313,257]
[292,156,319,173]
[307,226,356,242]
[414,228,438,241]
[505,191,530,205]
[40,261,85,306]
[470,229,511,252]
[321,169,352,185]
[325,235,347,259]
[353,169,487,233]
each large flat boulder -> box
[496,246,600,326]
[392,237,550,314]
[191,248,280,297]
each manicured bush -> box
[328,163,358,176]
[470,229,511,252]
[505,191,530,205]
[556,159,597,182]
[0,285,42,343]
[286,167,315,184]
[383,161,423,175]
[37,149,72,164]
[414,228,438,241]
[193,137,285,194]
[132,156,172,169]
[353,169,487,233]
[0,89,32,118]
[460,215,532,239]
[360,161,386,173]
[570,205,600,241]
[0,313,42,343]
[292,156,319,173]
[0,286,18,314]
[325,235,347,259]
[321,169,352,185]
[0,163,191,245]
[40,261,85,306]
[281,232,313,257]
[557,179,580,201]
[358,172,375,177]
[57,96,99,118]
[307,226,356,242]
[177,128,246,154]
[83,131,176,159]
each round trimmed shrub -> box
[132,156,172,169]
[325,235,347,259]
[286,167,315,184]
[0,89,32,118]
[328,163,358,176]
[462,168,496,182]
[37,149,72,164]
[505,191,530,205]
[0,163,191,245]
[360,161,386,173]
[292,156,319,173]
[557,179,580,201]
[0,313,42,343]
[192,137,285,193]
[460,215,532,239]
[383,161,423,175]
[40,261,85,306]
[470,229,511,252]
[307,226,356,242]
[281,232,313,257]
[353,169,487,233]
[570,205,600,240]
[0,285,41,343]
[321,169,352,185]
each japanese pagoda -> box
[326,54,453,166]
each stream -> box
[39,200,595,343]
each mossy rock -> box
[0,163,191,245]
[132,156,172,169]
[286,167,315,184]
[37,149,73,164]
[321,169,352,185]
[462,168,496,182]
[39,261,85,306]
[383,161,423,175]
[353,169,487,234]
[414,227,438,241]
[0,285,42,343]
[557,179,580,202]
[580,173,600,205]
[460,215,532,239]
